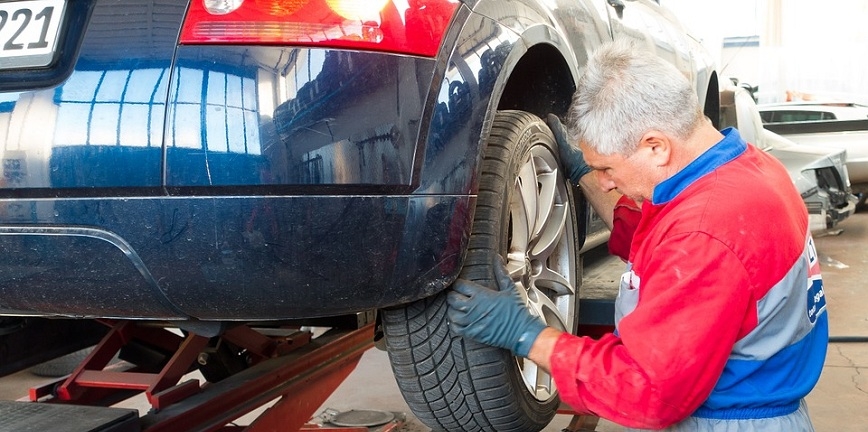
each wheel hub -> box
[522,257,533,287]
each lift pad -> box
[0,401,138,432]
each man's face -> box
[579,140,657,202]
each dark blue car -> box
[0,0,718,429]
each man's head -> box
[565,40,707,201]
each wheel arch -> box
[496,42,577,121]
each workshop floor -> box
[1,213,866,431]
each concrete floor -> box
[1,213,867,431]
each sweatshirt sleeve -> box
[550,232,753,429]
[608,196,641,261]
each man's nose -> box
[595,171,617,192]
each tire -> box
[382,110,581,432]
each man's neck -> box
[669,123,725,175]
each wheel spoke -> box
[526,284,567,331]
[535,365,554,400]
[517,158,539,238]
[520,358,554,401]
[535,266,574,296]
[505,256,526,279]
[534,170,557,238]
[521,359,539,389]
[510,182,530,257]
[530,202,567,259]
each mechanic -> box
[446,41,828,431]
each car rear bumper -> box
[807,194,857,232]
[830,195,858,225]
[0,194,472,320]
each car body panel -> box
[0,0,718,320]
[166,47,432,188]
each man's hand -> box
[446,260,547,357]
[546,114,592,185]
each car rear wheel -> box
[382,110,580,431]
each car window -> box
[774,110,836,122]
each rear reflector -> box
[180,0,460,57]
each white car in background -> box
[758,102,868,207]
[724,88,857,232]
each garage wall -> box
[663,0,868,104]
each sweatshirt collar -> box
[652,127,747,205]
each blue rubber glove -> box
[447,260,547,358]
[546,114,592,185]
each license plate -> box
[0,0,67,70]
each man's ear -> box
[638,130,671,167]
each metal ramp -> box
[0,401,138,432]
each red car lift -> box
[7,316,395,432]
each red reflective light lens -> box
[180,0,460,57]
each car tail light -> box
[180,0,460,57]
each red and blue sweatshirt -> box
[550,128,828,429]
